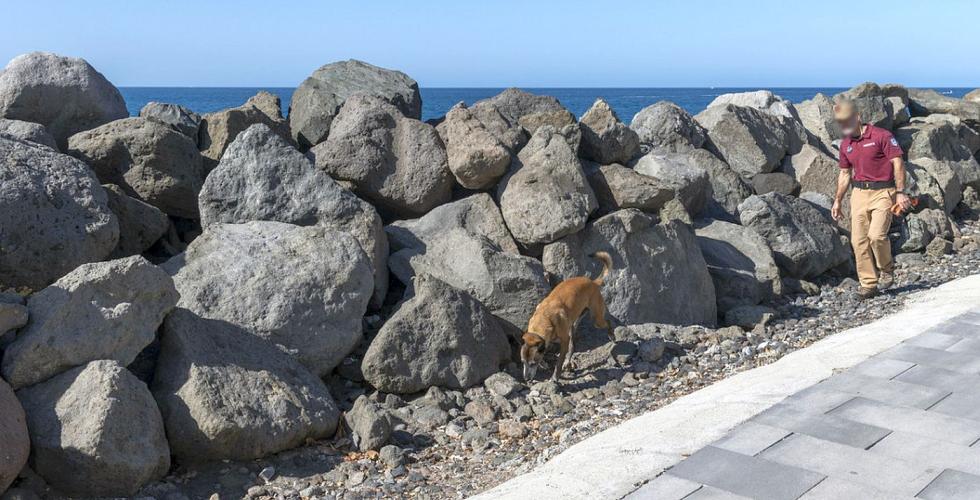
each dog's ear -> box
[522,332,542,346]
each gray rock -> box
[464,400,497,425]
[906,123,980,189]
[139,102,202,137]
[199,91,291,166]
[413,405,451,431]
[835,84,892,130]
[908,158,962,214]
[0,377,28,494]
[0,52,128,150]
[966,89,980,104]
[1,256,177,389]
[908,89,980,128]
[781,144,840,200]
[724,305,776,328]
[473,88,576,135]
[894,208,953,253]
[579,98,640,164]
[497,124,597,246]
[637,337,666,363]
[694,219,782,313]
[795,93,839,153]
[751,172,799,196]
[199,124,388,308]
[887,96,910,127]
[344,395,391,451]
[163,222,373,376]
[153,307,340,462]
[0,302,27,338]
[585,162,675,215]
[312,94,452,217]
[435,102,512,189]
[103,184,169,258]
[67,116,205,218]
[361,275,511,394]
[705,90,808,153]
[16,360,169,497]
[289,59,421,149]
[695,104,792,177]
[0,119,57,149]
[0,136,118,290]
[634,149,711,216]
[379,445,408,468]
[484,372,522,398]
[543,209,717,327]
[630,101,708,152]
[926,237,953,257]
[685,148,754,222]
[738,193,850,278]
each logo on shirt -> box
[863,142,876,148]
[890,137,898,146]
[847,145,853,153]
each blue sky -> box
[2,0,977,87]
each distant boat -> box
[942,90,953,95]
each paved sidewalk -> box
[627,310,980,500]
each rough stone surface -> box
[199,91,291,166]
[909,158,963,214]
[751,172,799,196]
[895,208,953,253]
[682,148,754,222]
[926,237,953,257]
[706,91,808,153]
[906,123,980,189]
[0,119,57,149]
[312,94,452,217]
[386,194,549,331]
[0,136,118,290]
[835,84,892,129]
[634,150,711,216]
[344,395,392,451]
[67,116,205,218]
[543,209,717,327]
[695,219,782,313]
[153,308,340,462]
[0,377,28,494]
[163,221,373,376]
[139,102,202,138]
[739,193,850,278]
[0,52,128,150]
[578,98,640,164]
[435,102,512,189]
[1,256,177,389]
[630,101,708,152]
[199,124,388,307]
[585,162,674,215]
[0,301,27,338]
[795,93,838,153]
[473,88,576,135]
[16,360,169,498]
[908,89,980,127]
[361,275,512,394]
[497,125,597,246]
[103,183,169,258]
[724,304,776,328]
[695,104,792,177]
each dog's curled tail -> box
[590,251,612,286]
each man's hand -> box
[895,192,913,211]
[831,199,843,221]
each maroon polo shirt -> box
[839,124,904,181]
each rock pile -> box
[2,52,980,498]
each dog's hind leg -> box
[553,336,569,382]
[590,292,614,341]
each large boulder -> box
[386,194,550,331]
[834,83,893,130]
[312,94,452,217]
[103,183,169,258]
[1,256,177,389]
[67,117,206,218]
[965,89,980,104]
[0,118,57,149]
[497,125,597,247]
[0,52,128,150]
[695,219,782,313]
[738,193,850,278]
[0,136,118,290]
[361,275,511,394]
[139,102,202,138]
[894,208,953,253]
[289,59,421,149]
[694,104,793,177]
[585,162,674,215]
[751,172,799,196]
[780,144,850,228]
[795,93,839,152]
[630,101,708,152]
[908,89,980,128]
[908,158,962,214]
[163,221,373,376]
[198,91,291,166]
[682,148,753,222]
[16,360,169,498]
[543,209,717,327]
[578,98,640,164]
[706,90,808,152]
[199,124,388,308]
[435,102,512,189]
[473,88,576,135]
[906,123,980,189]
[153,308,340,462]
[634,150,710,216]
[0,377,28,494]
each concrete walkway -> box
[474,274,980,500]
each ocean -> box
[118,87,974,124]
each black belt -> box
[852,180,895,190]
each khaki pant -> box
[850,187,895,288]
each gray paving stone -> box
[829,397,980,446]
[798,477,916,500]
[877,345,980,375]
[711,422,791,456]
[869,431,980,476]
[667,446,824,500]
[904,331,965,350]
[946,337,980,355]
[928,319,980,337]
[927,390,980,423]
[894,364,979,393]
[917,469,980,500]
[751,403,892,449]
[624,474,702,500]
[815,372,949,409]
[779,386,855,414]
[952,311,980,325]
[849,358,916,379]
[683,485,753,499]
[759,433,939,496]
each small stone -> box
[379,445,407,468]
[258,466,276,484]
[926,237,953,257]
[484,372,522,398]
[413,405,450,430]
[497,419,528,439]
[464,400,497,425]
[638,337,666,363]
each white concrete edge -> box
[471,274,980,500]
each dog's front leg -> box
[553,338,569,382]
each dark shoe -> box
[878,271,895,290]
[855,287,879,300]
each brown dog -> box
[521,252,613,381]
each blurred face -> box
[520,333,545,381]
[833,102,861,138]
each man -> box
[831,99,913,300]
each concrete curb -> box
[471,274,980,500]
